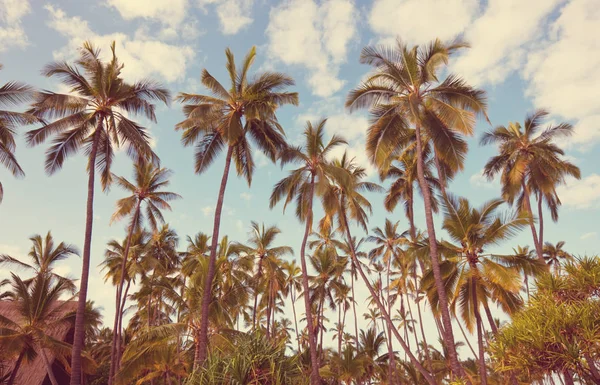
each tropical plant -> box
[269,118,346,385]
[108,162,181,383]
[346,37,488,381]
[175,46,298,366]
[481,109,580,262]
[26,41,170,384]
[542,241,573,274]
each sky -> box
[1,0,599,354]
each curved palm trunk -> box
[300,174,321,385]
[115,278,132,368]
[483,303,498,335]
[70,126,102,385]
[471,275,488,385]
[537,191,544,255]
[414,125,465,382]
[196,145,234,367]
[521,181,544,263]
[7,350,25,385]
[109,201,141,384]
[341,210,437,385]
[40,348,59,385]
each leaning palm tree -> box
[234,222,293,331]
[0,63,36,203]
[422,195,531,385]
[269,119,346,385]
[176,46,298,365]
[0,273,75,385]
[481,109,580,262]
[346,38,488,380]
[26,41,170,384]
[0,231,79,286]
[107,162,181,383]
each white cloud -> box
[523,0,600,149]
[198,0,254,35]
[369,0,478,45]
[556,174,600,209]
[201,205,235,217]
[452,0,564,86]
[266,0,357,97]
[0,0,30,52]
[240,192,252,202]
[107,0,188,26]
[469,169,500,189]
[580,232,597,240]
[45,5,195,83]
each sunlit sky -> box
[0,0,599,352]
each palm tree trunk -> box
[434,151,448,198]
[457,317,478,359]
[585,353,600,382]
[109,201,141,385]
[291,289,301,352]
[7,350,25,385]
[337,304,343,355]
[351,262,359,345]
[415,285,434,372]
[341,209,437,385]
[522,181,544,263]
[196,145,234,367]
[414,124,465,381]
[471,275,488,385]
[252,255,264,329]
[40,348,59,385]
[537,191,544,254]
[407,195,416,241]
[70,125,101,385]
[299,174,321,385]
[563,370,575,385]
[483,303,499,335]
[386,258,397,385]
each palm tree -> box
[481,109,580,262]
[0,63,36,203]
[234,222,292,331]
[282,260,303,352]
[422,196,531,385]
[0,273,75,385]
[346,38,488,381]
[26,41,170,383]
[269,118,346,385]
[0,231,79,286]
[542,241,573,274]
[175,46,298,365]
[108,162,181,383]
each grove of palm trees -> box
[0,15,598,385]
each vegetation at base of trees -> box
[0,35,592,385]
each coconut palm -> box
[26,42,169,383]
[108,162,181,383]
[0,231,78,287]
[346,38,488,381]
[0,273,75,385]
[542,241,573,274]
[283,260,303,352]
[234,222,292,331]
[481,109,580,262]
[269,118,346,385]
[175,46,298,365]
[421,196,531,385]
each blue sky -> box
[1,0,599,351]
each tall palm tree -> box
[481,109,580,262]
[0,63,36,203]
[269,118,346,385]
[176,46,298,365]
[542,241,573,274]
[0,273,75,385]
[26,42,169,384]
[346,38,488,381]
[234,222,292,330]
[0,231,79,286]
[422,196,531,385]
[108,162,181,383]
[283,260,303,352]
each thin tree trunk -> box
[434,151,448,198]
[115,278,132,370]
[537,191,544,252]
[483,303,499,335]
[563,370,575,385]
[341,210,437,385]
[585,353,600,382]
[70,125,101,385]
[407,195,416,241]
[338,302,343,355]
[351,262,359,345]
[7,350,25,385]
[291,288,301,352]
[40,348,59,385]
[405,294,420,353]
[414,124,465,381]
[522,181,544,263]
[386,257,397,385]
[252,254,265,329]
[196,145,234,368]
[299,174,321,385]
[109,201,141,385]
[456,317,478,359]
[471,274,488,385]
[415,288,434,372]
